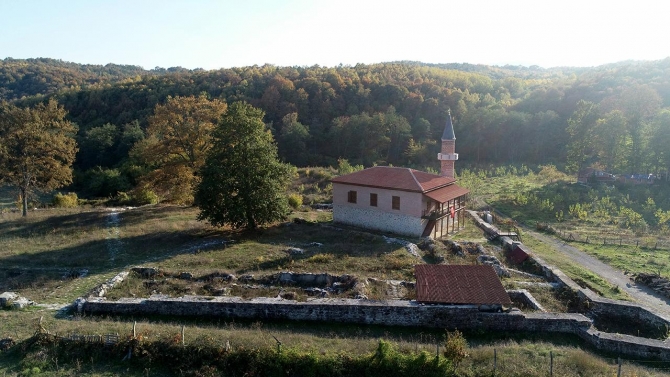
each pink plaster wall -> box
[332,183,424,218]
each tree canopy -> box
[195,102,292,230]
[133,95,227,204]
[0,99,77,216]
[3,57,670,200]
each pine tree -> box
[195,102,292,230]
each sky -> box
[1,0,668,70]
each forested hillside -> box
[2,58,670,198]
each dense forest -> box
[1,57,670,199]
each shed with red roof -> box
[415,264,511,306]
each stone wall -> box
[80,296,588,334]
[469,210,670,328]
[333,204,424,237]
[467,210,670,359]
[579,328,670,361]
[507,289,546,312]
[78,296,670,360]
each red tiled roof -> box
[424,184,469,203]
[331,166,456,192]
[415,265,512,305]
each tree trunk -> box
[21,187,28,217]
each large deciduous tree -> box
[0,99,77,216]
[195,102,292,230]
[615,85,662,174]
[566,100,600,175]
[133,95,227,204]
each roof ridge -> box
[408,168,423,191]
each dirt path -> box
[526,229,670,318]
[106,210,123,265]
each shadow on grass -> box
[0,210,109,239]
[0,230,231,294]
[0,207,406,297]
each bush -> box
[132,188,159,205]
[115,191,131,204]
[52,192,78,208]
[443,330,469,367]
[288,193,303,209]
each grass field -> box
[519,232,630,301]
[574,242,670,277]
[1,167,669,375]
[2,308,669,377]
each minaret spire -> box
[437,110,458,177]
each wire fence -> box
[29,318,670,377]
[535,223,670,251]
[479,348,670,377]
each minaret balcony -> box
[437,153,459,161]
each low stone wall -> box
[78,295,670,360]
[469,210,670,327]
[467,210,670,359]
[579,328,670,361]
[507,289,546,312]
[578,289,670,331]
[79,296,588,334]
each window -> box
[370,193,378,207]
[347,190,357,203]
[392,196,400,210]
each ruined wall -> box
[79,296,670,360]
[469,210,670,328]
[579,328,670,361]
[80,296,588,334]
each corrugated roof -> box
[331,166,456,192]
[415,265,512,305]
[424,185,469,203]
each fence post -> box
[493,348,497,376]
[132,322,136,339]
[181,325,185,346]
[436,339,439,358]
[272,335,282,354]
[617,357,621,377]
[550,351,553,377]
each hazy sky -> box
[1,0,668,70]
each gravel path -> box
[526,229,670,318]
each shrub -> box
[115,191,131,204]
[52,192,78,208]
[337,158,364,175]
[443,329,469,367]
[132,188,159,205]
[288,193,303,209]
[306,253,334,264]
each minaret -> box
[437,110,458,178]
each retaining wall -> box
[469,210,670,328]
[78,296,670,360]
[80,296,588,333]
[467,210,670,359]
